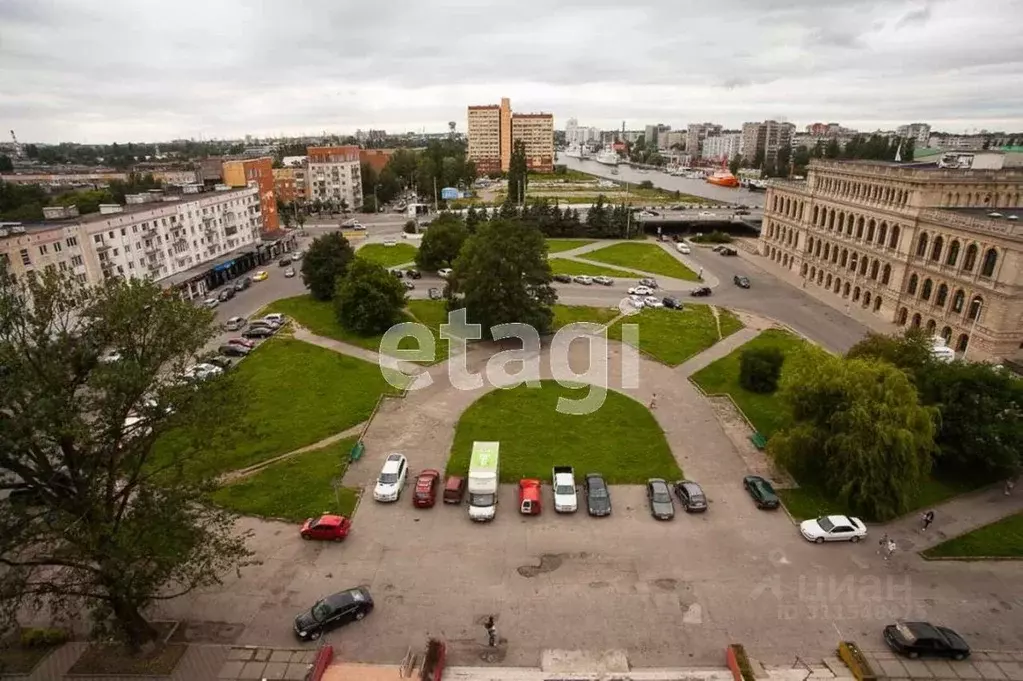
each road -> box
[555,153,766,208]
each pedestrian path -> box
[217,422,367,483]
[291,327,386,364]
[676,326,760,377]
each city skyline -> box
[2,0,1021,144]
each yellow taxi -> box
[253,270,269,282]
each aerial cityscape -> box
[1,1,1022,681]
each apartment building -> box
[306,146,363,211]
[359,148,395,174]
[739,121,795,168]
[685,123,723,157]
[702,133,743,162]
[759,158,1023,361]
[272,167,307,204]
[897,123,932,147]
[467,98,554,174]
[222,157,280,232]
[0,206,97,285]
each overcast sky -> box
[2,0,1020,144]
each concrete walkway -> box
[291,327,387,365]
[218,422,367,483]
[675,326,760,377]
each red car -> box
[413,469,441,508]
[300,514,351,541]
[227,337,256,349]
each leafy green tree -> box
[0,181,47,221]
[361,196,378,214]
[415,214,468,271]
[825,138,841,159]
[752,147,765,169]
[507,140,529,205]
[639,180,654,189]
[0,271,252,651]
[300,232,354,300]
[739,346,785,393]
[450,218,556,338]
[792,146,811,176]
[585,195,610,236]
[465,205,481,233]
[729,155,743,175]
[0,155,13,172]
[54,188,114,215]
[846,328,935,381]
[334,258,406,335]
[771,351,936,521]
[403,219,417,234]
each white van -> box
[467,441,500,522]
[929,336,955,363]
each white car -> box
[573,275,593,285]
[99,350,123,363]
[263,313,288,325]
[438,268,453,278]
[352,223,367,230]
[799,515,867,543]
[676,243,691,254]
[628,285,654,296]
[699,211,715,217]
[373,453,408,502]
[182,363,223,381]
[383,239,397,247]
[644,296,664,308]
[202,297,219,309]
[628,295,646,308]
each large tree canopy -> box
[450,218,556,338]
[300,232,355,301]
[334,258,407,335]
[771,350,936,521]
[0,270,252,650]
[415,214,468,271]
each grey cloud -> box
[894,4,933,29]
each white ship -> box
[564,144,584,159]
[595,148,619,166]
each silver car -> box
[647,478,675,520]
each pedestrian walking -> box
[698,267,704,280]
[884,539,897,561]
[1006,478,1017,496]
[487,623,497,647]
[921,510,935,531]
[649,393,657,410]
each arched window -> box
[823,243,830,259]
[981,248,998,277]
[951,289,965,313]
[828,210,835,230]
[897,307,908,325]
[817,270,824,284]
[853,286,861,302]
[926,319,936,334]
[955,334,969,352]
[834,278,842,293]
[832,247,839,264]
[863,291,872,306]
[963,244,978,271]
[813,205,819,224]
[935,284,948,307]
[921,278,933,301]
[968,296,983,321]
[815,240,822,257]
[930,235,944,261]
[867,260,877,279]
[911,313,922,328]
[840,249,848,267]
[889,225,900,249]
[810,266,817,278]
[915,232,929,257]
[907,274,918,295]
[878,222,888,245]
[801,263,808,276]
[826,273,833,287]
[859,258,868,276]
[866,221,875,242]
[945,240,960,267]
[873,296,882,312]
[940,326,952,344]
[881,263,891,285]
[856,218,864,239]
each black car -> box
[242,326,275,339]
[646,478,675,520]
[294,587,374,641]
[219,343,250,357]
[719,247,738,256]
[217,288,235,302]
[406,269,422,279]
[690,286,712,297]
[733,275,751,289]
[743,475,780,510]
[584,473,612,517]
[662,296,683,310]
[674,480,708,512]
[393,269,404,279]
[233,277,251,292]
[278,257,292,267]
[553,273,572,283]
[883,622,970,660]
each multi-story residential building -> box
[741,122,766,161]
[272,167,307,204]
[222,157,280,232]
[659,130,686,150]
[306,146,363,211]
[702,133,743,162]
[0,186,268,300]
[897,123,932,147]
[686,123,723,157]
[467,98,554,174]
[740,121,795,168]
[359,148,395,175]
[759,157,1023,361]
[644,124,669,146]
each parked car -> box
[403,281,415,290]
[278,257,292,267]
[628,285,653,296]
[437,268,453,278]
[883,622,970,660]
[202,297,219,309]
[181,363,222,381]
[428,287,443,300]
[225,316,247,331]
[242,326,275,339]
[662,296,683,309]
[227,337,256,349]
[293,587,374,641]
[644,296,663,308]
[233,277,251,291]
[351,223,367,231]
[406,269,422,279]
[690,286,712,297]
[734,275,751,288]
[799,515,867,543]
[392,269,404,279]
[628,295,646,308]
[573,275,593,285]
[553,273,572,283]
[201,355,233,371]
[647,478,675,520]
[373,453,408,502]
[443,475,466,504]
[674,480,708,512]
[639,278,659,289]
[284,267,296,278]
[593,275,613,286]
[584,473,612,517]
[743,475,780,510]
[719,247,738,256]
[217,288,235,302]
[412,469,441,508]
[253,270,269,282]
[264,313,288,325]
[300,514,351,542]
[676,243,691,254]
[219,343,250,357]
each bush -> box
[404,220,417,234]
[690,230,733,244]
[19,627,70,648]
[729,643,755,681]
[739,346,785,393]
[639,180,654,189]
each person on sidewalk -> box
[921,510,935,531]
[1006,478,1017,496]
[885,539,897,561]
[878,533,889,555]
[649,393,657,410]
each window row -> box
[939,191,1020,209]
[813,177,910,207]
[770,194,806,222]
[913,232,998,277]
[801,263,885,312]
[810,206,902,250]
[896,313,971,353]
[904,275,984,321]
[805,237,893,285]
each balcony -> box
[95,241,111,251]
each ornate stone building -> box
[759,158,1023,361]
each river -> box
[554,153,766,208]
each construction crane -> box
[9,129,23,158]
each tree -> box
[0,155,12,172]
[846,328,935,382]
[0,271,252,651]
[739,346,785,393]
[771,351,936,521]
[450,218,556,338]
[792,146,811,176]
[415,214,468,271]
[752,147,765,170]
[639,180,654,190]
[361,195,378,214]
[403,219,417,234]
[334,258,406,335]
[506,140,529,206]
[300,232,354,300]
[825,138,841,159]
[728,155,743,175]
[340,198,349,213]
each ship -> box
[706,170,740,187]
[595,148,619,166]
[746,180,767,192]
[564,144,584,159]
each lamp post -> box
[962,299,983,360]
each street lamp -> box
[962,299,983,360]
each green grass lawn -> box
[690,328,809,438]
[212,437,361,521]
[607,305,741,366]
[549,257,644,278]
[264,295,404,353]
[153,339,397,478]
[580,242,700,280]
[923,512,1023,559]
[553,304,618,330]
[357,243,418,268]
[447,381,679,484]
[546,239,596,253]
[783,478,985,522]
[718,308,744,338]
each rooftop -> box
[946,207,1022,220]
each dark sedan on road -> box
[743,475,780,510]
[883,622,970,660]
[662,296,683,309]
[646,478,675,520]
[294,587,374,641]
[690,286,712,297]
[584,473,612,517]
[553,274,572,283]
[219,343,250,357]
[242,326,275,339]
[674,480,708,512]
[733,275,751,289]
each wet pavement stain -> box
[517,553,564,577]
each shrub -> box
[691,230,733,244]
[639,180,654,189]
[19,627,70,648]
[729,643,755,681]
[404,220,417,234]
[739,346,785,393]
